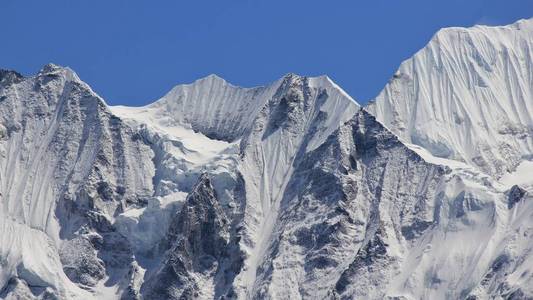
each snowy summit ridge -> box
[1,18,533,300]
[367,18,533,178]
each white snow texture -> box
[0,18,532,300]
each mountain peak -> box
[39,63,68,75]
[0,69,24,86]
[367,16,533,178]
[431,16,533,44]
[37,63,80,82]
[513,17,533,28]
[276,73,358,105]
[197,73,228,84]
[281,72,304,80]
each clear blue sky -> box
[1,0,532,105]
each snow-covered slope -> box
[0,66,365,299]
[367,18,533,178]
[111,73,362,299]
[110,51,533,298]
[0,64,155,299]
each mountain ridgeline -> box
[0,18,533,300]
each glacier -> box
[0,18,532,300]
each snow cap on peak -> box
[39,63,68,74]
[170,73,248,92]
[308,74,359,105]
[276,73,358,105]
[280,72,309,83]
[35,63,106,105]
[204,73,224,80]
[281,72,333,87]
[512,17,533,29]
[432,17,533,42]
[38,63,80,82]
[281,73,334,81]
[194,73,229,85]
[280,72,316,85]
[282,72,300,78]
[475,17,533,30]
[368,16,533,177]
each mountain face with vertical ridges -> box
[367,18,533,178]
[0,64,155,299]
[1,18,533,300]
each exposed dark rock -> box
[60,237,106,287]
[143,174,230,299]
[335,228,388,294]
[401,219,433,240]
[0,69,23,86]
[508,185,527,209]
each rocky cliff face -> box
[143,174,232,299]
[240,109,446,299]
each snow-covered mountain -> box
[367,18,533,178]
[111,73,362,299]
[1,18,533,300]
[0,64,155,299]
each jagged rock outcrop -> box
[143,174,231,299]
[507,184,527,209]
[241,109,445,299]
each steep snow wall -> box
[0,64,154,299]
[367,18,533,178]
